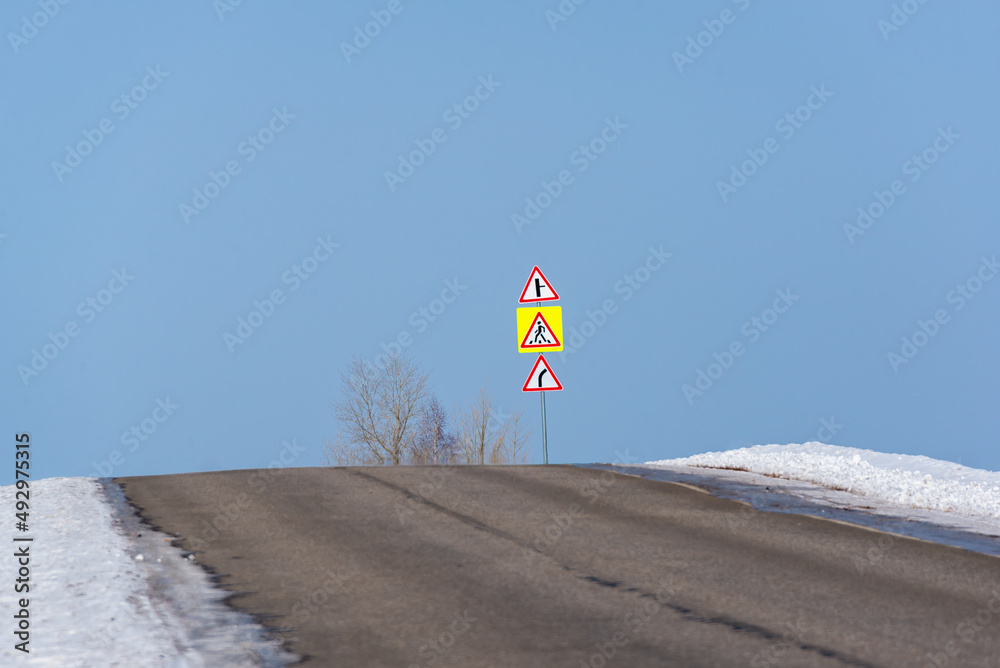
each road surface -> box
[117,465,1000,667]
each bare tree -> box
[331,351,429,465]
[455,383,498,464]
[505,406,533,464]
[409,395,458,465]
[454,384,532,464]
[487,418,510,464]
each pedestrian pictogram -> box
[519,311,562,350]
[521,354,563,392]
[518,266,560,303]
[516,306,563,353]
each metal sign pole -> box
[540,389,548,465]
[537,299,548,465]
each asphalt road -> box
[117,466,1000,667]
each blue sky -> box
[2,1,999,484]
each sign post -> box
[517,266,563,464]
[541,387,548,465]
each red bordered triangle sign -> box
[518,266,560,303]
[519,311,561,350]
[522,354,563,392]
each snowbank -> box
[647,442,1000,520]
[0,477,295,667]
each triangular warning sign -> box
[519,266,560,303]
[522,355,563,392]
[519,311,561,350]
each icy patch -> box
[0,477,298,667]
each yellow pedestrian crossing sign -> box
[517,306,563,353]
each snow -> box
[612,442,1000,556]
[0,477,297,667]
[646,442,1000,520]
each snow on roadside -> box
[646,442,1000,521]
[0,477,296,667]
